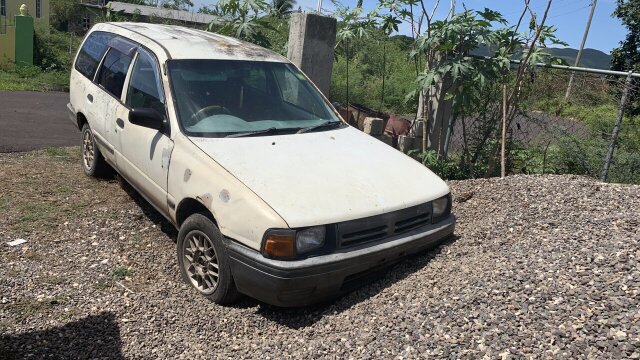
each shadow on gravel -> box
[253,235,460,329]
[117,175,178,241]
[0,312,123,360]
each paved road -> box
[0,91,79,152]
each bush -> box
[33,26,81,71]
[15,65,42,78]
[408,150,469,180]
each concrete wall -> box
[0,26,16,67]
[3,0,49,28]
[287,12,336,98]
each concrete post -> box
[426,78,454,156]
[15,13,34,67]
[287,12,337,98]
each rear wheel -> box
[177,213,239,305]
[81,123,110,177]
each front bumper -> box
[225,214,455,307]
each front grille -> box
[336,203,431,248]
[340,225,388,245]
[395,213,430,233]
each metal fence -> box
[442,64,639,184]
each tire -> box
[177,213,239,305]
[81,123,111,177]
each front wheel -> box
[177,213,239,305]
[81,123,111,177]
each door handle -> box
[116,118,125,129]
[86,94,93,103]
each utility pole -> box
[565,0,597,100]
[601,73,632,182]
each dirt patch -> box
[0,148,639,358]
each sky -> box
[192,0,627,53]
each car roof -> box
[95,22,288,63]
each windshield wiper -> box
[226,127,278,138]
[296,121,344,134]
[225,127,296,138]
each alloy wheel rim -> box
[82,130,94,170]
[183,230,219,295]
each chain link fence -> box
[440,66,639,184]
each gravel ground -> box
[1,148,639,359]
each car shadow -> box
[116,175,178,241]
[241,235,460,329]
[0,312,123,360]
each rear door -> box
[116,47,173,214]
[72,31,116,162]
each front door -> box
[116,47,173,214]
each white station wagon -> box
[68,22,455,306]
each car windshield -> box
[167,60,342,137]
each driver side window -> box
[126,48,165,115]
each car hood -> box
[188,126,450,228]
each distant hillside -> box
[472,45,612,70]
[543,48,611,70]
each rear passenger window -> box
[97,48,133,99]
[126,48,165,114]
[75,32,113,79]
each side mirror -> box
[129,108,165,131]
[331,102,341,109]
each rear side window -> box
[75,32,113,80]
[96,48,134,99]
[126,48,165,113]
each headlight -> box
[296,226,326,254]
[432,193,451,222]
[262,226,326,259]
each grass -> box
[45,146,69,158]
[112,267,133,280]
[1,297,63,322]
[16,202,57,233]
[40,275,65,285]
[0,197,9,211]
[44,146,76,162]
[1,147,89,235]
[533,99,619,126]
[0,68,69,92]
[95,279,111,290]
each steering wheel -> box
[188,105,231,125]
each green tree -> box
[50,0,85,32]
[162,0,194,11]
[271,0,296,16]
[610,0,640,115]
[203,0,289,51]
[611,0,639,73]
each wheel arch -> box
[175,197,218,228]
[77,112,88,131]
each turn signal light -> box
[263,233,295,259]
